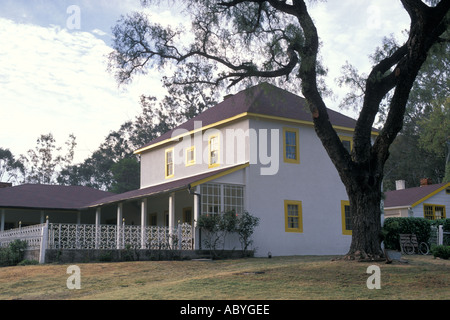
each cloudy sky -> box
[0,0,411,165]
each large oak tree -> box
[108,0,450,260]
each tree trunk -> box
[345,180,384,260]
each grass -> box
[0,255,449,300]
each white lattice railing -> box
[47,223,193,250]
[0,223,46,250]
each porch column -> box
[95,208,101,249]
[40,211,45,224]
[169,193,175,247]
[1,209,5,232]
[116,203,123,249]
[76,211,81,225]
[193,186,200,250]
[141,198,147,249]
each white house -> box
[1,83,379,257]
[384,179,450,220]
[85,82,377,256]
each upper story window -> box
[186,146,195,166]
[283,127,300,164]
[165,148,174,179]
[339,136,353,153]
[208,135,220,168]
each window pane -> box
[285,131,297,160]
[344,205,352,230]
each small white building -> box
[384,179,450,220]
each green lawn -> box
[0,255,448,300]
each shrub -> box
[236,211,260,253]
[382,217,431,250]
[196,211,259,257]
[431,245,450,259]
[0,240,28,267]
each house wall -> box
[383,208,409,218]
[140,118,250,188]
[411,189,450,219]
[244,118,351,256]
[138,114,365,256]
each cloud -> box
[0,17,163,163]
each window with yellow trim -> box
[208,135,220,168]
[284,200,302,233]
[185,146,195,166]
[341,200,352,235]
[339,136,353,153]
[423,204,446,220]
[165,148,174,178]
[283,128,300,164]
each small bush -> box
[431,245,450,259]
[0,240,28,267]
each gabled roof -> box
[84,163,249,208]
[0,184,114,210]
[384,182,450,209]
[134,82,371,154]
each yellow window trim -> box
[185,146,196,167]
[339,135,353,152]
[411,182,450,208]
[423,203,446,220]
[284,200,303,233]
[208,134,220,169]
[165,147,174,179]
[283,127,300,164]
[341,200,352,235]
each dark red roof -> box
[384,182,450,208]
[84,163,248,208]
[136,82,361,152]
[0,184,114,210]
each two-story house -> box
[1,83,378,257]
[81,82,377,256]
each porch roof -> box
[0,184,114,211]
[84,163,249,208]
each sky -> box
[0,0,411,166]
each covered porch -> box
[0,163,249,262]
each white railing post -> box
[438,225,444,246]
[39,218,49,264]
[178,224,182,250]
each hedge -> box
[382,217,432,250]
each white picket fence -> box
[0,222,193,264]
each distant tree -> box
[110,157,140,194]
[22,133,76,184]
[0,148,25,185]
[108,0,450,260]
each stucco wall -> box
[245,118,351,256]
